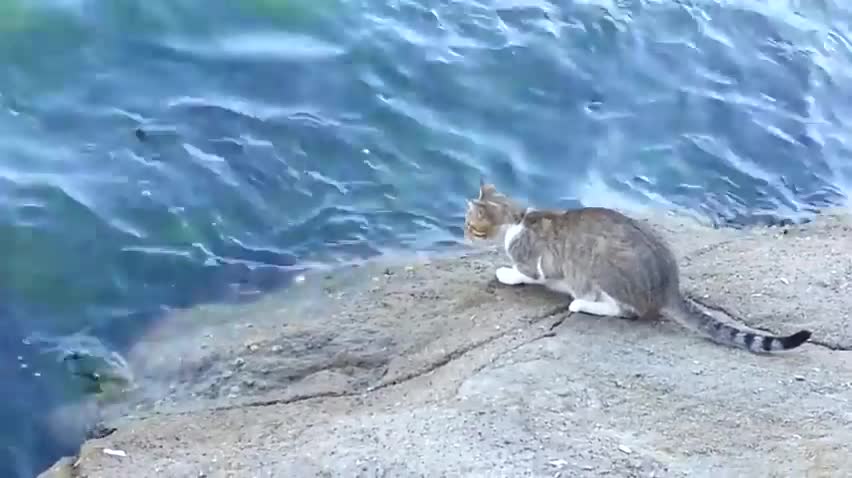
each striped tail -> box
[662,296,811,353]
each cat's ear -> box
[478,178,496,199]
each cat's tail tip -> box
[780,329,812,350]
[730,328,812,353]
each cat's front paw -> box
[495,266,527,285]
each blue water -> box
[1,0,851,475]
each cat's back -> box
[524,206,641,233]
[524,206,672,255]
[518,207,679,303]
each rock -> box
[38,210,852,478]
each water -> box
[1,0,850,475]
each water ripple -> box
[161,31,346,61]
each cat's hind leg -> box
[568,292,633,318]
[547,293,635,336]
[568,299,620,316]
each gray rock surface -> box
[40,209,852,478]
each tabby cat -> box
[463,180,811,353]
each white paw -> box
[568,298,621,317]
[495,266,526,285]
[568,299,583,313]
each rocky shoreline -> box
[40,209,852,477]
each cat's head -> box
[463,180,515,241]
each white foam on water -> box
[574,169,673,213]
[163,31,346,61]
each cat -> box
[463,180,812,353]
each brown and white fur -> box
[463,180,812,353]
